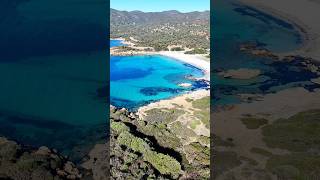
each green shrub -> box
[144,151,181,178]
[241,117,268,129]
[111,121,129,134]
[117,131,150,153]
[117,131,182,178]
[171,47,184,51]
[266,153,320,179]
[185,48,207,54]
[262,109,320,151]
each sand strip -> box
[158,51,210,80]
[239,0,320,61]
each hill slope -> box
[110,9,210,50]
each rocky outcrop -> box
[240,43,279,60]
[0,137,82,180]
[81,143,109,180]
[240,42,320,77]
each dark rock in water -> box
[140,87,184,96]
[259,56,320,92]
[192,79,210,90]
[0,137,84,179]
[239,42,279,60]
[110,96,156,111]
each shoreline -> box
[157,51,210,81]
[110,45,211,112]
[110,37,210,123]
[110,37,135,46]
[238,0,320,61]
[110,37,210,80]
[136,88,210,122]
[111,49,210,80]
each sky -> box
[110,0,210,13]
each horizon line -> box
[110,8,210,13]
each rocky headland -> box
[110,88,210,179]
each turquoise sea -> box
[110,39,125,47]
[110,53,206,109]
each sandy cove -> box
[239,0,320,61]
[111,49,210,81]
[158,51,210,81]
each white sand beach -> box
[158,51,210,80]
[239,0,320,61]
[111,47,211,80]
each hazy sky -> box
[110,0,210,12]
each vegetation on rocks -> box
[110,9,210,50]
[214,134,235,147]
[241,117,268,129]
[0,137,83,180]
[170,47,185,51]
[144,108,184,123]
[185,48,208,54]
[213,151,242,178]
[116,130,182,178]
[192,97,210,128]
[110,108,183,179]
[262,109,320,151]
[110,105,210,179]
[266,153,320,179]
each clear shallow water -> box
[213,0,319,106]
[110,39,125,47]
[110,54,206,110]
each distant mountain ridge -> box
[111,8,210,25]
[110,9,210,50]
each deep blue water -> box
[110,53,207,110]
[212,0,320,106]
[0,0,107,161]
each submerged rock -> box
[239,42,279,60]
[219,68,261,79]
